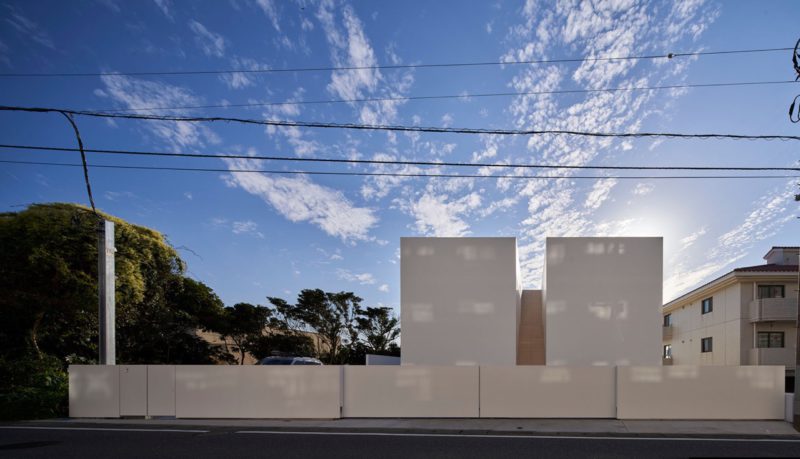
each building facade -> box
[400,236,663,367]
[662,247,799,389]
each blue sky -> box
[1,0,798,313]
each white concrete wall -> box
[343,366,479,417]
[119,365,147,417]
[147,365,175,417]
[69,365,120,418]
[175,366,341,419]
[545,237,662,366]
[365,354,401,365]
[401,237,520,366]
[480,367,615,418]
[617,366,785,420]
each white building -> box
[662,246,799,389]
[401,236,663,367]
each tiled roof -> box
[733,263,799,273]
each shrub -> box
[0,354,68,420]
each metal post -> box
[98,219,115,365]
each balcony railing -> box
[662,357,673,366]
[748,347,795,368]
[662,325,674,341]
[749,297,798,322]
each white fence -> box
[343,366,478,417]
[69,364,786,420]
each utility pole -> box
[98,219,116,365]
[794,187,799,430]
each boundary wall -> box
[69,365,785,420]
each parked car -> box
[257,356,323,365]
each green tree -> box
[219,303,270,364]
[268,289,363,364]
[354,306,400,354]
[0,203,228,365]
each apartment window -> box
[701,337,713,353]
[758,285,785,299]
[757,331,785,348]
[663,314,672,327]
[663,344,672,358]
[701,297,713,314]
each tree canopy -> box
[0,203,227,365]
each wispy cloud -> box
[153,0,173,20]
[232,220,265,238]
[5,5,55,50]
[584,179,618,210]
[255,0,281,32]
[97,75,219,150]
[378,284,389,292]
[405,191,482,237]
[317,1,414,126]
[223,157,378,243]
[337,268,376,285]
[633,182,655,196]
[663,180,796,300]
[188,19,227,57]
[494,0,719,288]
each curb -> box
[7,420,800,441]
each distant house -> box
[662,247,799,390]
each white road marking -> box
[235,430,800,442]
[0,426,208,433]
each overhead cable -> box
[1,159,797,180]
[0,47,791,78]
[1,106,799,141]
[2,144,798,172]
[84,80,799,113]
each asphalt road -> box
[2,426,800,458]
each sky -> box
[1,0,798,314]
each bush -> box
[0,354,68,420]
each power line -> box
[3,144,799,172]
[1,159,797,180]
[87,80,799,113]
[2,106,799,142]
[57,111,98,215]
[0,47,790,78]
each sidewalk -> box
[17,417,800,439]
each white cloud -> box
[317,1,414,125]
[337,268,376,285]
[256,0,281,32]
[153,0,172,19]
[98,74,219,150]
[663,181,795,301]
[188,20,227,57]
[633,182,655,196]
[408,192,482,237]
[5,5,55,49]
[584,179,618,209]
[679,226,706,250]
[184,192,193,200]
[232,220,264,238]
[378,284,389,292]
[499,0,719,289]
[441,113,454,128]
[223,158,378,242]
[220,56,269,89]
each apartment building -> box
[662,247,799,389]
